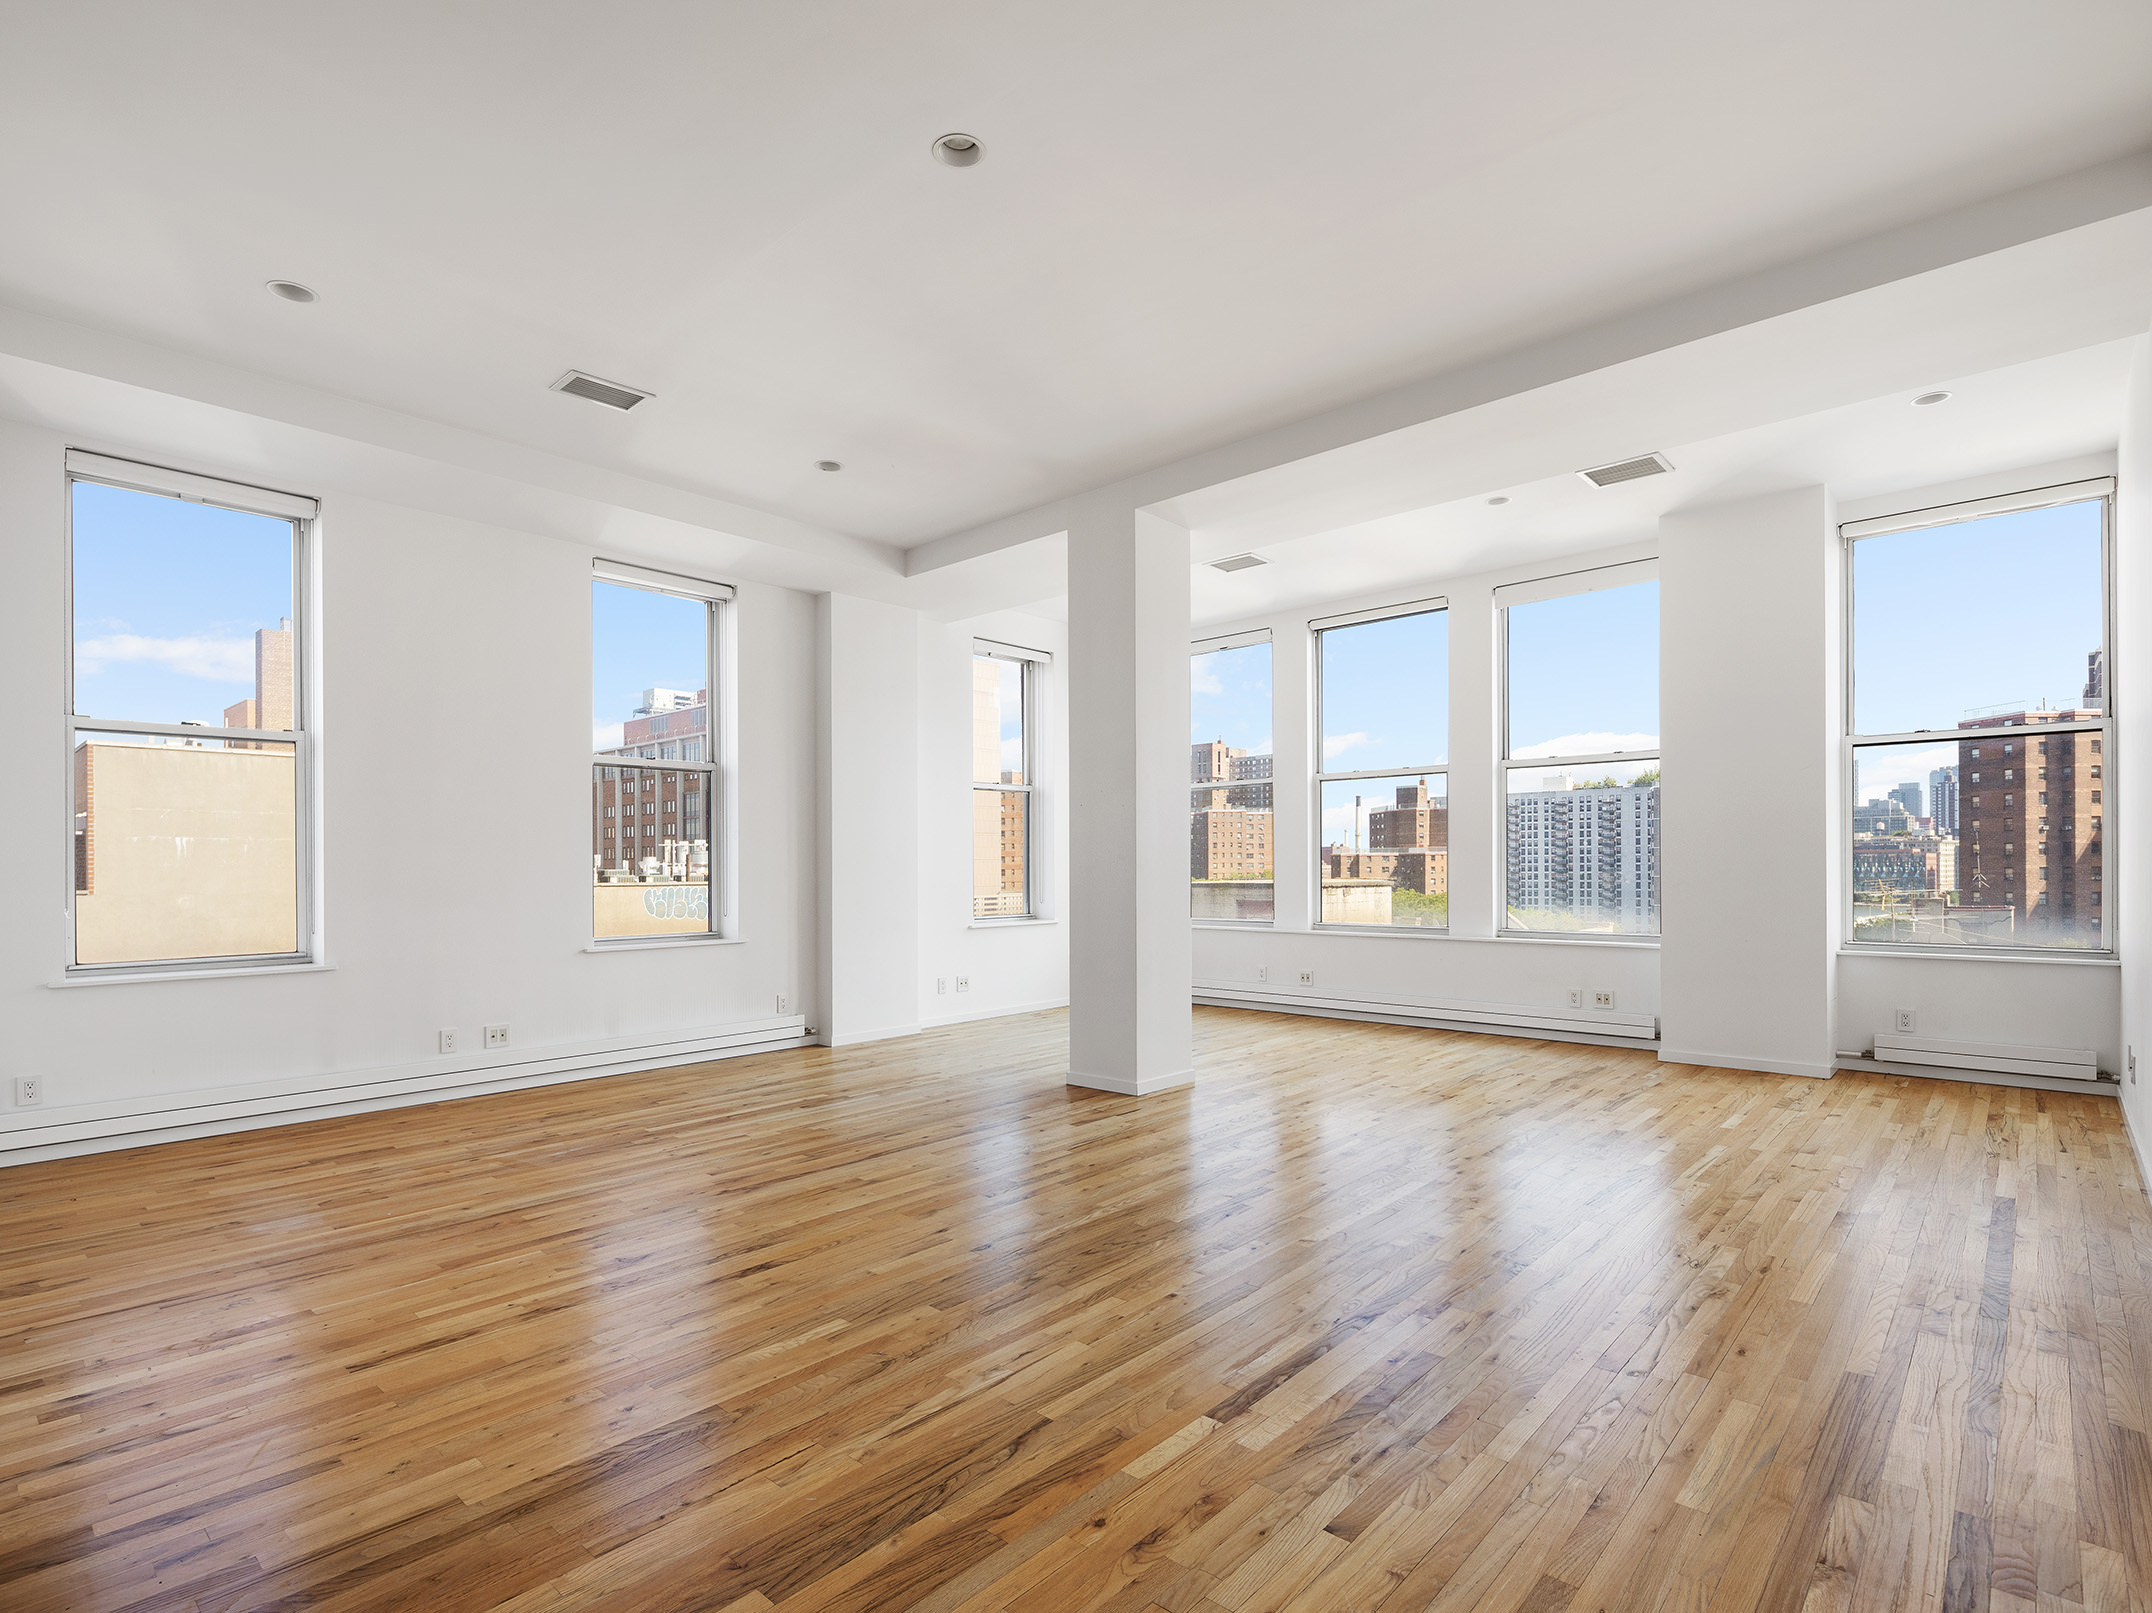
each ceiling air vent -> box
[551,371,653,411]
[1209,554,1267,573]
[1578,452,1673,488]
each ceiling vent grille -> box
[1579,452,1673,488]
[1209,553,1267,573]
[551,371,653,411]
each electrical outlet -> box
[1593,990,1615,1010]
[1894,1008,1917,1034]
[1298,969,1314,985]
[1567,988,1584,1009]
[1256,965,1268,983]
[438,1028,458,1055]
[776,993,789,1015]
[13,1076,42,1107]
[937,977,948,995]
[484,1024,510,1049]
[2131,1046,2138,1086]
[955,976,970,993]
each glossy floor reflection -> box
[2,1008,2146,1612]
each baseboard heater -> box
[1871,1031,2100,1083]
[1194,981,1658,1043]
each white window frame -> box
[63,451,322,979]
[1310,599,1449,933]
[590,559,735,946]
[1841,477,2114,957]
[1189,626,1276,927]
[1495,560,1660,942]
[972,640,1050,922]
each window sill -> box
[1191,920,1274,930]
[1836,944,2118,966]
[583,936,743,953]
[1496,931,1660,948]
[52,959,333,988]
[968,917,1057,930]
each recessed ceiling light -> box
[1912,390,1953,406]
[1486,496,1510,506]
[932,133,984,167]
[816,460,843,472]
[265,280,317,303]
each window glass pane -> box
[1854,731,2103,949]
[592,582,708,756]
[72,481,296,729]
[974,789,1029,917]
[1319,611,1445,771]
[1504,759,1659,934]
[592,765,712,937]
[974,656,1026,785]
[1506,581,1658,758]
[1316,775,1447,928]
[1853,500,2104,736]
[1191,641,1273,919]
[73,731,298,964]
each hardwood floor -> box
[2,1008,2148,1613]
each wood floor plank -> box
[2,1008,2147,1612]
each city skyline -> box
[593,580,708,750]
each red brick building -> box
[1957,707,2103,941]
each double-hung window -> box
[1190,630,1274,922]
[1313,602,1448,930]
[972,640,1046,919]
[1845,479,2111,951]
[1499,563,1659,936]
[66,452,318,974]
[591,560,729,942]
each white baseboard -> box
[1658,1047,1834,1080]
[921,996,1069,1030]
[1067,1067,1197,1096]
[0,1015,809,1167]
[1194,980,1657,1049]
[1831,1052,2122,1096]
[820,1022,922,1048]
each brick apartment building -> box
[595,688,711,876]
[1191,740,1274,879]
[1957,706,2104,940]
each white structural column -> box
[815,593,922,1047]
[1658,486,1840,1078]
[1065,497,1195,1094]
[2117,328,2152,1164]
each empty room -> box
[5,4,2152,1610]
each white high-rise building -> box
[1504,782,1659,928]
[1929,765,1960,836]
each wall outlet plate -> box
[439,1028,458,1055]
[776,994,789,1015]
[1298,969,1314,985]
[1567,988,1584,1008]
[955,976,969,993]
[13,1076,42,1107]
[1593,990,1616,1010]
[1894,1009,1917,1034]
[937,977,948,994]
[484,1024,510,1048]
[1256,966,1268,982]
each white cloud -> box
[1190,663,1224,697]
[592,721,624,751]
[76,634,252,682]
[1509,731,1658,760]
[1321,731,1372,762]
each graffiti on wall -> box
[643,885,709,921]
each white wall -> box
[1660,487,1840,1078]
[817,594,921,1045]
[2119,332,2152,1169]
[916,609,1070,1027]
[0,416,817,1153]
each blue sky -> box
[1191,641,1273,755]
[71,481,293,726]
[1320,609,1447,769]
[592,582,706,748]
[1506,580,1659,757]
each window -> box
[1314,604,1447,929]
[591,560,729,942]
[1499,565,1659,936]
[972,641,1046,919]
[1191,631,1274,922]
[1845,478,2109,951]
[66,452,317,973]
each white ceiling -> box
[3,0,2149,547]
